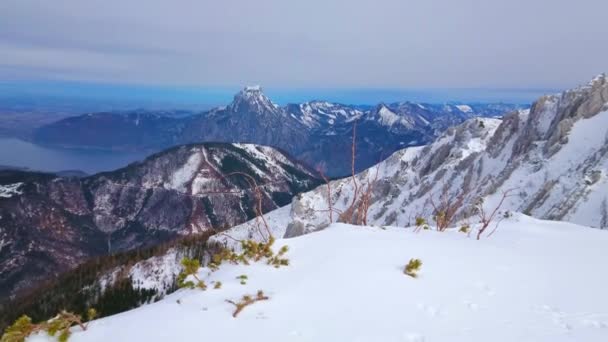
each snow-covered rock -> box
[32,215,608,342]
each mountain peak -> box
[228,85,279,114]
[589,73,607,87]
[244,85,262,92]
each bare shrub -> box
[474,188,517,240]
[428,185,468,232]
[316,166,343,223]
[601,197,608,230]
[336,120,384,226]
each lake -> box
[0,137,152,174]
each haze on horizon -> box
[1,0,607,91]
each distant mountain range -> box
[33,87,526,176]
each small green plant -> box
[237,275,248,285]
[459,224,470,233]
[404,258,423,278]
[226,290,269,317]
[1,315,37,342]
[208,236,290,271]
[214,281,222,289]
[267,245,289,268]
[414,217,429,232]
[1,309,96,342]
[177,258,206,290]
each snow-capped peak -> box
[370,104,415,129]
[377,104,400,126]
[244,85,262,92]
[228,85,280,114]
[591,73,606,84]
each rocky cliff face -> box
[235,75,608,237]
[0,143,320,300]
[33,87,524,177]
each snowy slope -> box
[29,215,608,342]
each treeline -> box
[0,232,211,333]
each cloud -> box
[0,0,606,88]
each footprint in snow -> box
[417,303,445,317]
[255,311,269,320]
[533,305,608,331]
[474,281,496,297]
[536,305,572,331]
[463,300,479,311]
[403,332,425,342]
[581,319,607,329]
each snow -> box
[378,105,401,126]
[211,205,293,245]
[168,152,202,193]
[129,250,181,291]
[399,146,425,163]
[232,143,294,179]
[33,214,608,342]
[460,118,501,160]
[417,114,430,125]
[0,182,24,198]
[456,105,473,113]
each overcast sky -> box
[1,0,606,89]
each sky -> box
[0,0,607,103]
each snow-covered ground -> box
[0,182,23,198]
[30,214,608,342]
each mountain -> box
[33,87,525,176]
[0,143,321,301]
[21,217,608,342]
[178,87,309,156]
[270,74,608,236]
[33,110,185,150]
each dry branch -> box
[475,188,517,240]
[428,185,467,231]
[225,290,269,317]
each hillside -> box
[0,143,320,302]
[26,215,608,342]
